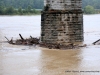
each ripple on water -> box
[0,15,100,75]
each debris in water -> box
[5,34,87,50]
[93,39,100,45]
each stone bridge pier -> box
[41,0,83,44]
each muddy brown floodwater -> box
[0,15,100,75]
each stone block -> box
[41,0,83,44]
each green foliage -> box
[82,0,100,9]
[0,0,100,14]
[0,0,42,15]
[0,6,41,15]
[0,0,100,10]
[95,9,100,14]
[18,7,23,15]
[5,6,15,15]
[82,0,100,14]
[0,0,43,9]
[0,6,4,15]
[84,5,95,14]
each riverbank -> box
[0,6,41,15]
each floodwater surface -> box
[0,15,100,75]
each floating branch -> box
[5,34,87,50]
[93,39,100,45]
[19,34,24,41]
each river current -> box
[0,15,100,75]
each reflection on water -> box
[0,15,100,75]
[39,49,82,75]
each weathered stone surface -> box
[41,0,83,44]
